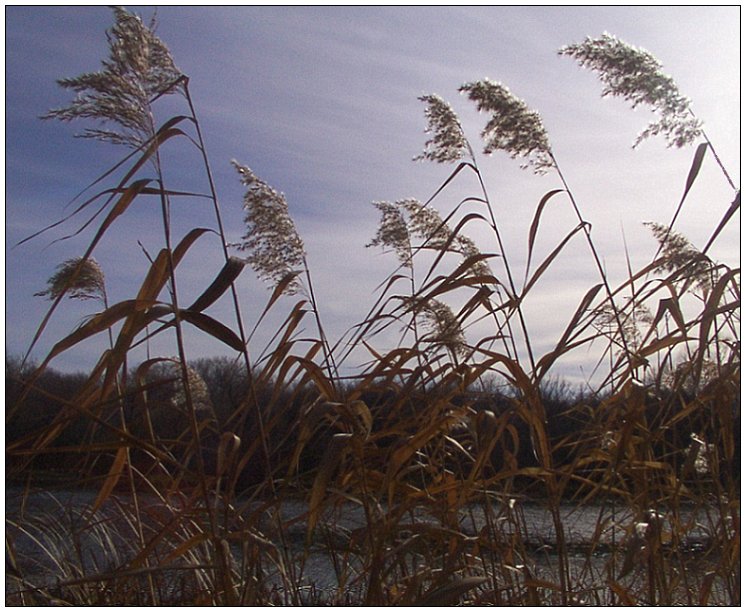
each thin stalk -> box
[465,145,535,372]
[302,257,339,394]
[549,151,634,380]
[181,79,300,594]
[689,107,738,193]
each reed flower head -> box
[592,297,652,355]
[399,198,452,249]
[645,222,715,291]
[459,79,554,174]
[35,257,107,303]
[419,298,467,358]
[368,198,491,277]
[559,33,702,148]
[42,7,183,148]
[367,201,413,267]
[231,161,306,295]
[415,94,469,164]
[166,360,214,419]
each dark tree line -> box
[6,355,739,495]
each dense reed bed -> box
[6,9,739,605]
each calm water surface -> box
[6,485,736,604]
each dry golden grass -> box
[6,8,740,606]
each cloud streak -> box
[5,6,739,385]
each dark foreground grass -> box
[6,9,739,606]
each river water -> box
[5,485,736,604]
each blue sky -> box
[5,6,740,383]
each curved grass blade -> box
[89,445,128,515]
[526,189,565,281]
[523,222,587,297]
[179,309,244,352]
[703,191,740,255]
[535,283,604,381]
[187,256,246,312]
[422,161,476,207]
[16,117,190,248]
[667,141,708,231]
[307,433,352,542]
[23,179,153,365]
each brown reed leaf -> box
[523,222,588,296]
[89,445,128,515]
[526,189,565,279]
[535,283,604,380]
[649,296,687,335]
[703,191,740,255]
[307,433,352,541]
[179,310,244,352]
[41,299,166,368]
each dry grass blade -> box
[703,191,740,255]
[179,310,244,352]
[22,179,153,364]
[522,222,587,296]
[89,446,129,515]
[667,142,708,230]
[535,283,604,380]
[421,161,476,206]
[14,117,189,250]
[307,433,352,541]
[526,189,565,280]
[9,12,739,606]
[649,296,687,335]
[30,300,165,379]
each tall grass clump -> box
[7,10,739,606]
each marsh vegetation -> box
[6,9,740,605]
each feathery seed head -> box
[367,201,413,267]
[399,198,452,249]
[415,94,469,164]
[459,79,554,174]
[35,257,107,303]
[454,234,492,277]
[231,160,306,295]
[645,222,716,291]
[419,298,467,357]
[559,33,702,148]
[167,360,214,417]
[368,198,492,278]
[42,7,183,148]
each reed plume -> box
[559,33,702,148]
[35,256,107,304]
[414,94,469,164]
[231,161,306,295]
[42,7,183,148]
[459,79,554,174]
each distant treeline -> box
[6,355,739,496]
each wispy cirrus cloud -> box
[5,6,739,382]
